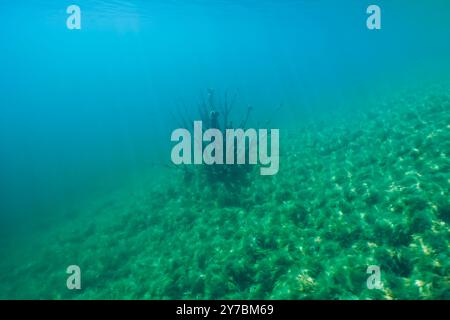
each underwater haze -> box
[0,0,449,299]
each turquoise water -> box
[0,1,449,299]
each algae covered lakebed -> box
[1,0,450,301]
[0,87,448,300]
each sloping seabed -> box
[0,88,449,299]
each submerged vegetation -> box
[0,88,449,299]
[169,89,260,199]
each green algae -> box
[0,88,449,300]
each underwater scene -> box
[0,0,449,300]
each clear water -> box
[0,0,449,299]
